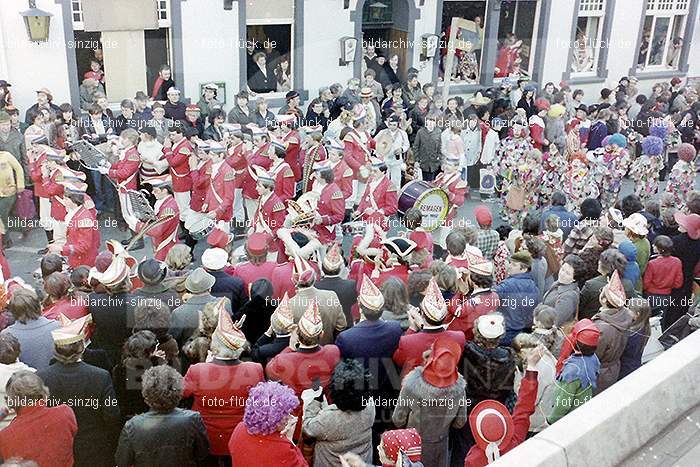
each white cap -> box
[201,248,228,271]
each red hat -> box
[572,318,600,346]
[566,118,582,133]
[678,143,697,163]
[674,212,700,240]
[474,205,493,226]
[535,98,550,111]
[559,80,570,90]
[469,399,514,463]
[422,336,462,388]
[380,429,422,465]
[246,232,271,256]
[207,221,234,249]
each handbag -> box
[14,189,36,220]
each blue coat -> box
[539,206,579,238]
[494,272,540,337]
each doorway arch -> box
[351,0,421,80]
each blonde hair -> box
[166,244,192,270]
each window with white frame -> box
[571,0,606,74]
[637,0,690,70]
[246,0,295,94]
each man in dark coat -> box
[24,87,61,123]
[493,252,541,344]
[250,291,295,364]
[38,318,121,467]
[248,52,276,93]
[163,87,186,121]
[132,258,181,311]
[316,244,357,328]
[202,248,246,315]
[227,91,256,128]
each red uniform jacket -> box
[164,138,193,193]
[271,160,296,202]
[29,153,49,198]
[44,170,67,221]
[137,195,180,261]
[109,145,140,190]
[252,192,286,253]
[465,371,538,467]
[61,205,100,269]
[435,170,467,223]
[266,345,341,396]
[330,159,354,199]
[232,260,278,290]
[529,116,546,150]
[184,361,265,456]
[282,130,302,180]
[242,145,272,200]
[447,290,500,341]
[226,142,248,188]
[190,160,212,213]
[393,328,466,377]
[357,175,398,231]
[42,297,89,321]
[313,182,345,243]
[271,261,321,301]
[229,424,308,467]
[375,264,410,287]
[0,405,77,467]
[343,130,375,178]
[203,162,235,221]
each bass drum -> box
[398,180,449,232]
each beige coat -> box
[289,286,347,345]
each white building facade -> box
[1,0,698,113]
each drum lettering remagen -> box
[398,180,450,232]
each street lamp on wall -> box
[19,0,52,43]
[420,34,439,61]
[339,36,358,66]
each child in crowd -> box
[643,235,683,317]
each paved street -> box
[8,175,697,283]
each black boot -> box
[37,230,53,255]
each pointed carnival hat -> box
[88,240,136,288]
[603,270,626,308]
[421,277,448,322]
[292,254,316,286]
[51,313,93,346]
[322,243,344,272]
[358,273,384,312]
[270,292,295,333]
[297,298,323,339]
[466,252,494,277]
[212,300,247,351]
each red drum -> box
[398,180,450,232]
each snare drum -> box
[398,180,449,232]
[184,211,215,240]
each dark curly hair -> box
[329,359,372,412]
[141,365,183,412]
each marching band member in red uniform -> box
[271,228,322,300]
[311,167,345,245]
[231,232,277,290]
[392,277,466,377]
[347,221,388,293]
[49,183,100,269]
[269,140,296,203]
[250,167,287,261]
[136,179,180,261]
[326,139,353,205]
[375,237,417,287]
[354,158,398,232]
[343,107,376,205]
[276,114,302,181]
[42,151,86,250]
[433,154,468,249]
[137,126,169,186]
[242,127,273,223]
[100,129,141,238]
[223,123,248,229]
[29,145,60,252]
[189,140,212,214]
[162,123,193,220]
[299,125,327,193]
[529,99,550,151]
[202,141,235,222]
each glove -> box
[300,387,323,406]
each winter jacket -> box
[412,126,442,173]
[643,255,684,295]
[461,341,516,406]
[494,272,540,337]
[544,116,566,153]
[619,241,641,289]
[547,353,600,424]
[392,367,468,467]
[513,351,557,432]
[592,306,634,393]
[541,281,580,325]
[578,275,635,320]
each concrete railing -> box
[492,329,700,467]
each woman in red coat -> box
[228,381,307,467]
[183,303,264,460]
[0,371,78,467]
